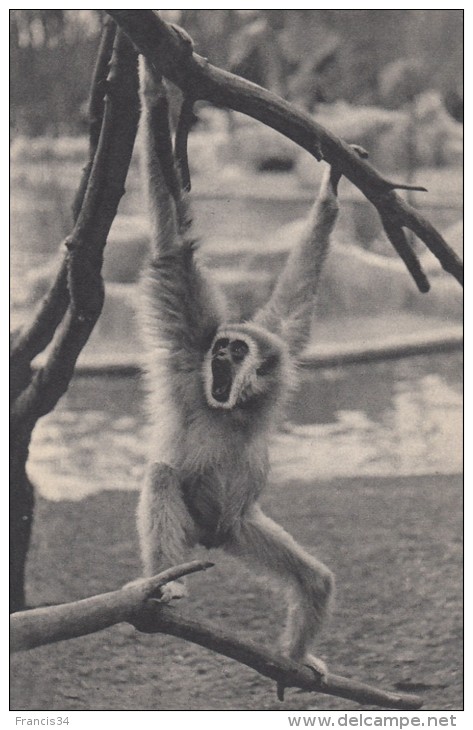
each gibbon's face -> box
[203,324,284,411]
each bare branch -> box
[11,30,140,428]
[388,193,464,285]
[10,568,422,710]
[107,9,463,291]
[381,217,430,293]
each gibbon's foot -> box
[304,654,329,685]
[157,579,188,603]
[122,577,187,602]
[276,654,328,701]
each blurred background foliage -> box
[10,9,463,136]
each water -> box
[28,351,462,501]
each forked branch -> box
[107,9,463,291]
[10,562,422,711]
[10,30,140,429]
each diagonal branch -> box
[106,9,463,291]
[10,30,140,429]
[71,15,118,221]
[134,605,423,710]
[10,565,422,711]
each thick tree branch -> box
[107,9,463,290]
[10,18,118,374]
[10,561,212,652]
[10,564,422,711]
[10,261,68,395]
[11,30,140,428]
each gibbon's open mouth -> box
[211,358,233,403]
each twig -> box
[381,217,430,293]
[10,30,140,428]
[10,561,213,652]
[174,95,196,191]
[107,9,463,291]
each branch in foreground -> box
[134,605,422,710]
[107,9,463,291]
[11,563,422,710]
[10,561,212,652]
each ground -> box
[10,472,462,711]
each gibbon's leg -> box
[225,505,334,673]
[137,463,197,600]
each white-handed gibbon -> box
[137,59,356,677]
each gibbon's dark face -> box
[211,337,249,403]
[204,324,284,411]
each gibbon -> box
[137,59,354,678]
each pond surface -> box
[28,351,462,501]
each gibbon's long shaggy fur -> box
[137,58,340,673]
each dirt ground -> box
[10,472,462,712]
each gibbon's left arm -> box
[140,59,227,374]
[253,150,366,358]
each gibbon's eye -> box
[212,338,229,355]
[230,339,249,362]
[256,353,279,376]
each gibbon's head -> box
[203,323,286,412]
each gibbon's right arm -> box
[252,164,339,359]
[139,58,226,373]
[253,147,367,359]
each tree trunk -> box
[10,430,34,613]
